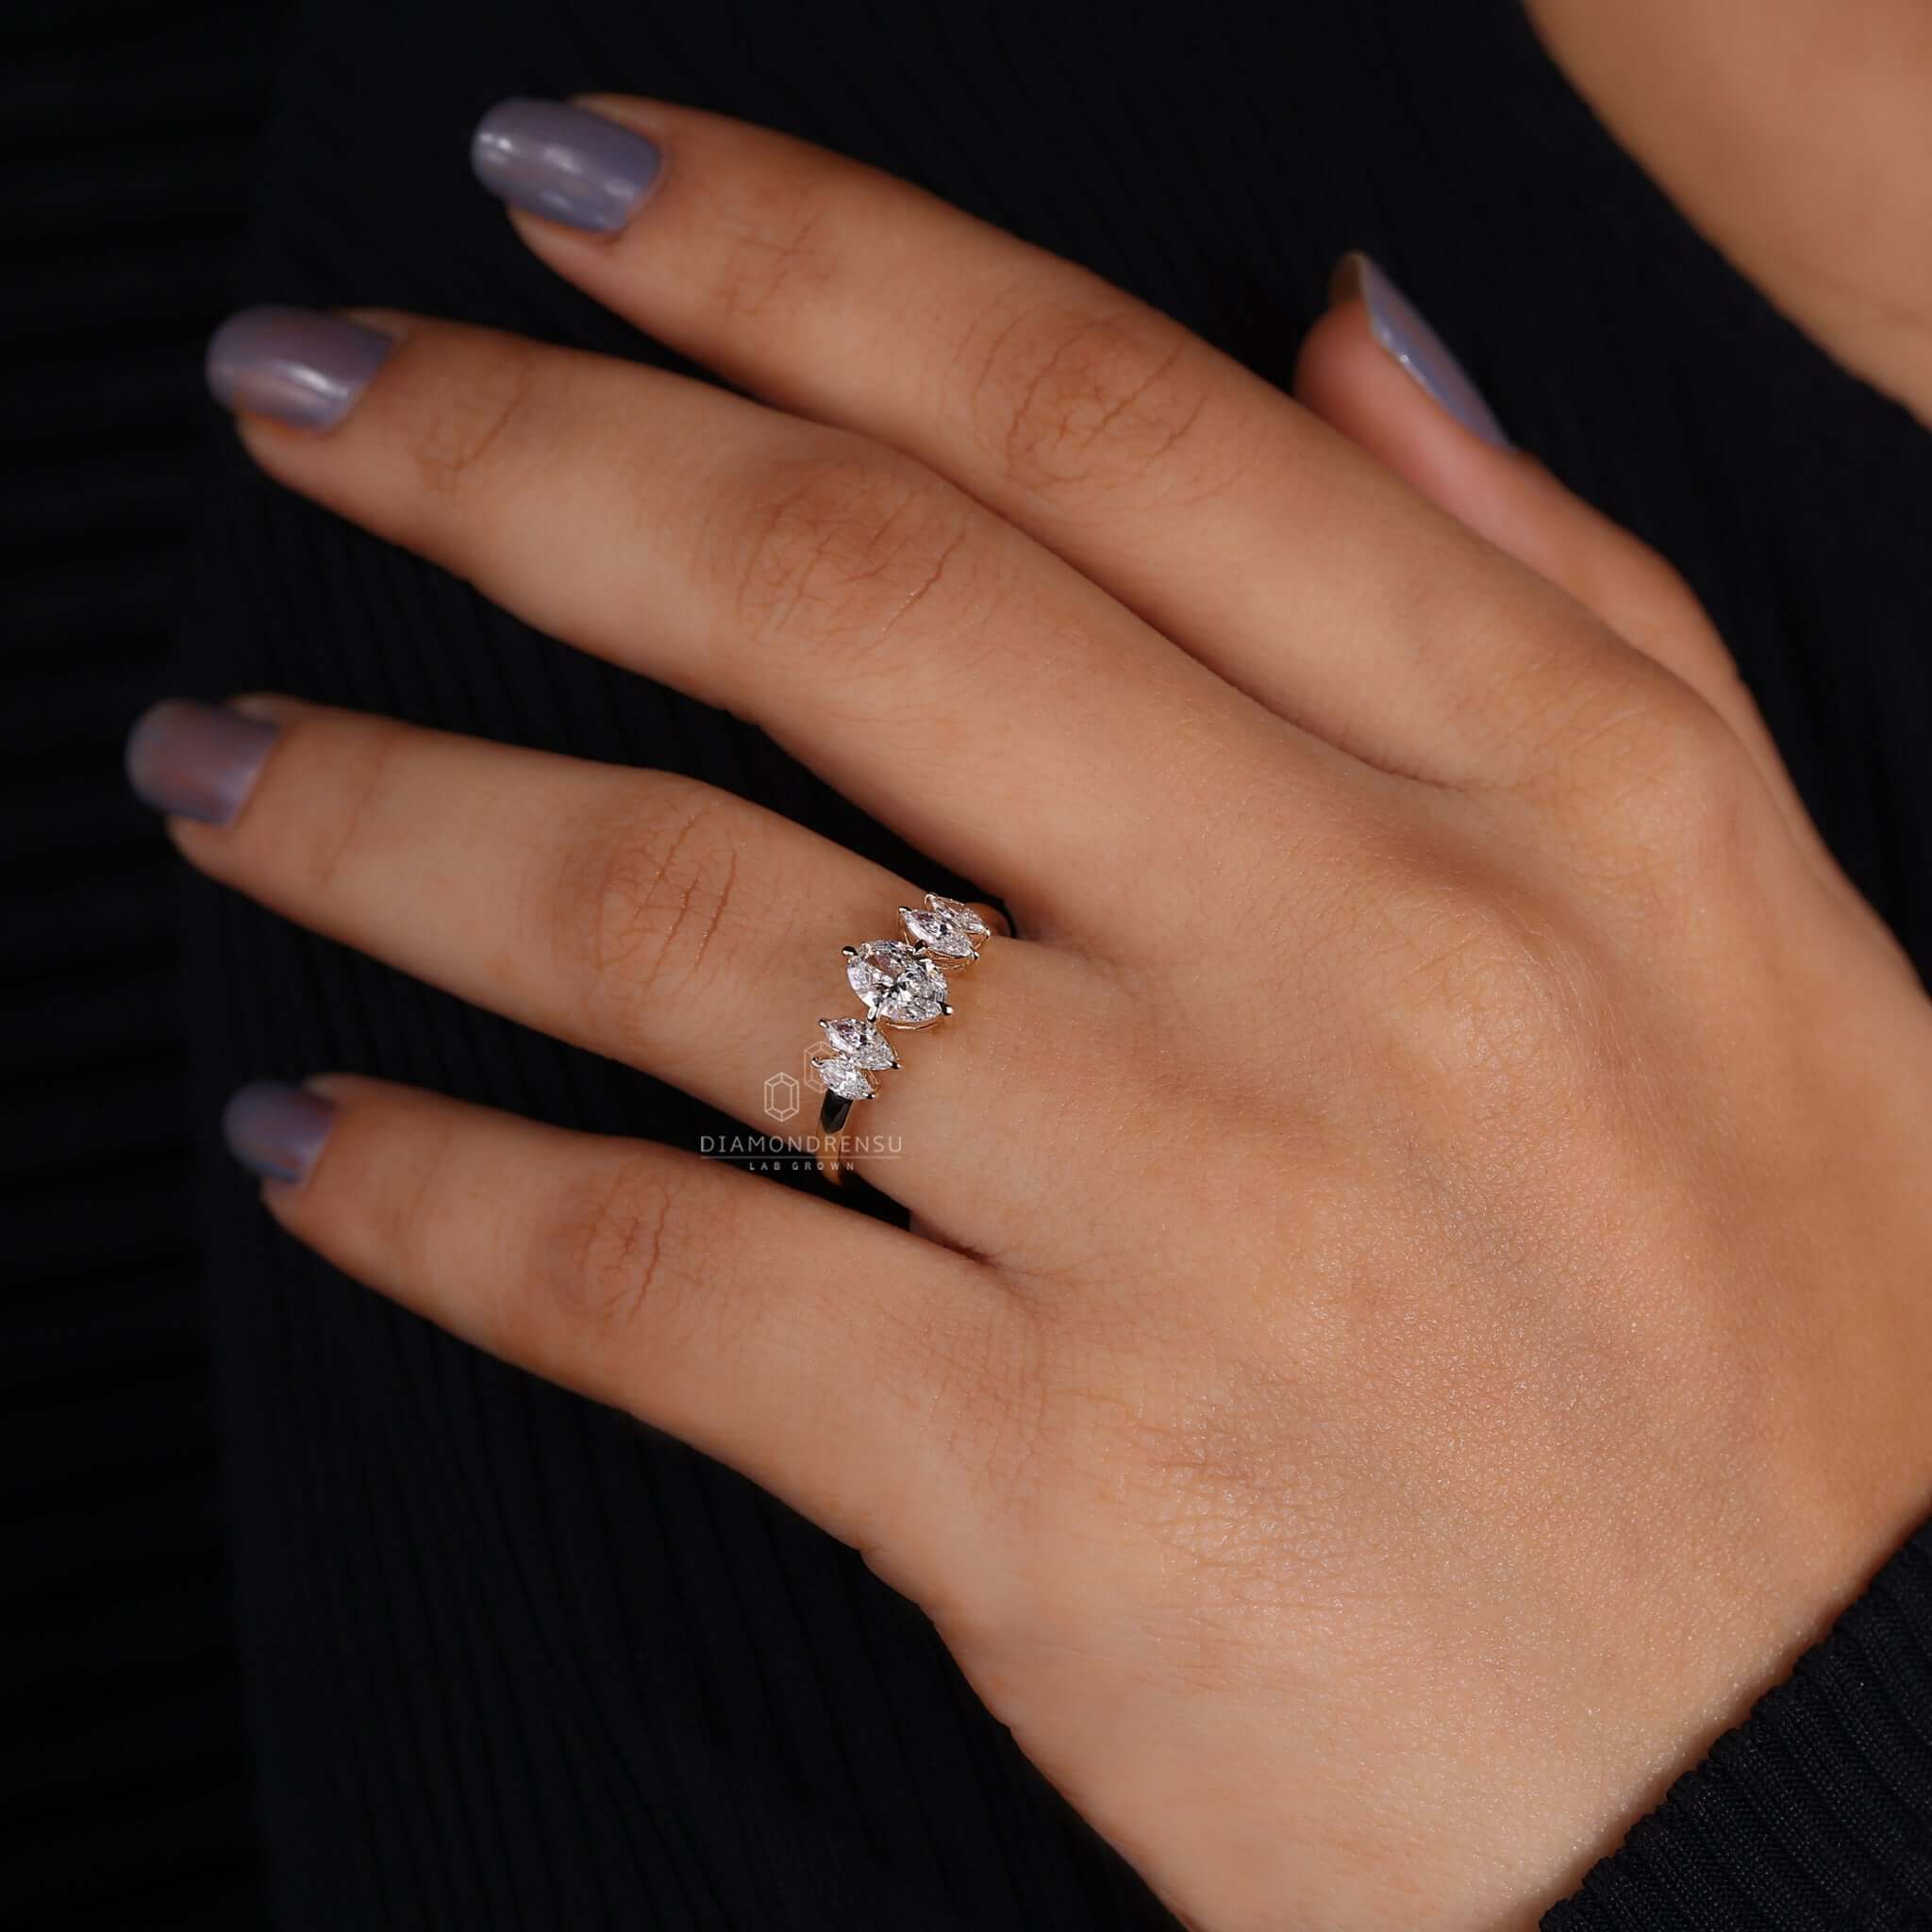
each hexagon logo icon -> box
[763,1069,801,1123]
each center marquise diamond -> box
[845,940,949,1026]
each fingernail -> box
[206,306,393,430]
[125,699,278,826]
[224,1080,337,1186]
[471,98,663,234]
[1333,252,1511,450]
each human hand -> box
[129,99,1932,1929]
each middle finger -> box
[209,308,1342,951]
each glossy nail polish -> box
[1336,252,1511,449]
[125,699,278,826]
[224,1081,337,1186]
[471,98,663,234]
[205,306,393,430]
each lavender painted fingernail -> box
[224,1081,338,1186]
[471,98,663,234]
[206,307,393,430]
[125,699,278,826]
[1336,253,1511,450]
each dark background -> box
[6,2,289,1922]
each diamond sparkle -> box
[845,941,949,1026]
[901,894,990,959]
[820,1016,897,1067]
[807,1053,876,1101]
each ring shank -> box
[818,1090,856,1186]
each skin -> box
[1525,0,1932,426]
[156,99,1932,1931]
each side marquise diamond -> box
[808,1018,900,1104]
[900,892,991,959]
[820,1016,897,1068]
[807,1053,877,1102]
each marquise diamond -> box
[820,1016,896,1068]
[807,1053,875,1102]
[900,893,991,959]
[845,940,949,1026]
[929,894,990,934]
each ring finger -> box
[128,694,1108,1240]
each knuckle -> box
[1619,541,1714,644]
[293,722,406,898]
[722,446,978,676]
[958,285,1219,503]
[408,339,550,502]
[534,1155,695,1352]
[1591,541,1749,699]
[1509,640,1761,899]
[1575,685,1756,888]
[708,172,841,322]
[1258,816,1613,1132]
[366,1107,465,1294]
[1378,878,1605,1111]
[554,791,761,1040]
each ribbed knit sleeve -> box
[1551,1520,1932,1928]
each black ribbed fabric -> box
[1547,1524,1932,1929]
[27,0,1932,1924]
[2,3,285,1924]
